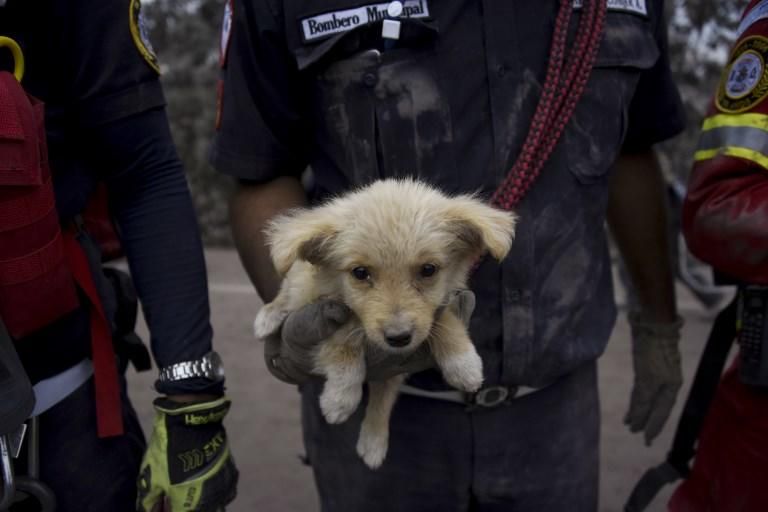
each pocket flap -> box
[593,13,659,69]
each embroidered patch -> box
[220,0,233,68]
[299,0,430,43]
[129,0,160,74]
[737,0,768,38]
[572,0,648,16]
[717,37,768,114]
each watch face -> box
[207,351,226,381]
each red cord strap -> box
[491,0,608,211]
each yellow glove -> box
[137,396,238,511]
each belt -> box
[400,383,544,409]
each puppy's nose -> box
[384,329,412,347]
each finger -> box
[149,495,167,512]
[282,300,351,349]
[263,334,306,384]
[624,386,654,432]
[643,386,679,446]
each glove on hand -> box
[137,396,238,512]
[263,289,476,384]
[624,313,684,446]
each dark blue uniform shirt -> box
[1,0,218,394]
[211,0,685,388]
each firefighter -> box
[0,1,237,510]
[669,0,768,509]
[210,0,687,510]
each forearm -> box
[229,176,307,302]
[90,108,217,395]
[608,150,677,323]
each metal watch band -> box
[158,351,225,383]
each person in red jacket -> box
[672,1,768,510]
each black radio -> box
[737,285,768,388]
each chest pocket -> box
[288,18,458,190]
[565,13,660,184]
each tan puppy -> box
[254,179,517,468]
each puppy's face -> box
[267,180,517,352]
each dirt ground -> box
[126,248,730,512]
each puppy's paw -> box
[440,349,484,392]
[253,304,288,339]
[319,385,363,424]
[356,429,388,469]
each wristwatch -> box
[158,351,225,384]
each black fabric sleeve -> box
[208,0,310,181]
[622,2,687,152]
[86,108,221,396]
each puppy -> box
[254,179,517,468]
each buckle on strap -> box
[472,386,517,408]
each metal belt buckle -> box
[473,386,516,408]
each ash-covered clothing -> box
[0,0,217,395]
[211,0,685,389]
[301,362,600,511]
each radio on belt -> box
[382,1,403,40]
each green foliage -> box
[658,0,750,180]
[145,0,233,245]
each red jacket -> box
[683,0,768,284]
[673,5,768,510]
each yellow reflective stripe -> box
[694,146,768,170]
[702,113,768,132]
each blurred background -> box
[125,1,750,511]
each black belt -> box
[400,383,545,409]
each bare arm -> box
[229,176,307,302]
[607,150,677,323]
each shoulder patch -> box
[220,0,233,68]
[717,36,768,113]
[737,0,768,38]
[129,0,160,74]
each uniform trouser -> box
[13,374,146,512]
[301,361,600,512]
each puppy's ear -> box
[265,208,339,275]
[445,197,518,261]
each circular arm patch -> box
[716,36,768,113]
[129,0,160,74]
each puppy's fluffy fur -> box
[254,179,517,468]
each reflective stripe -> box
[696,113,768,169]
[702,113,768,131]
[695,147,768,170]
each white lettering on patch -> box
[573,0,648,16]
[300,0,429,42]
[737,0,768,38]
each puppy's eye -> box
[420,264,438,278]
[352,266,371,281]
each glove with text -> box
[137,396,238,512]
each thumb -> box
[282,300,350,348]
[643,385,679,446]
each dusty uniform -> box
[212,0,684,509]
[1,0,218,509]
[673,0,768,509]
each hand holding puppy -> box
[262,289,477,384]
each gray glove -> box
[624,313,684,445]
[263,290,476,385]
